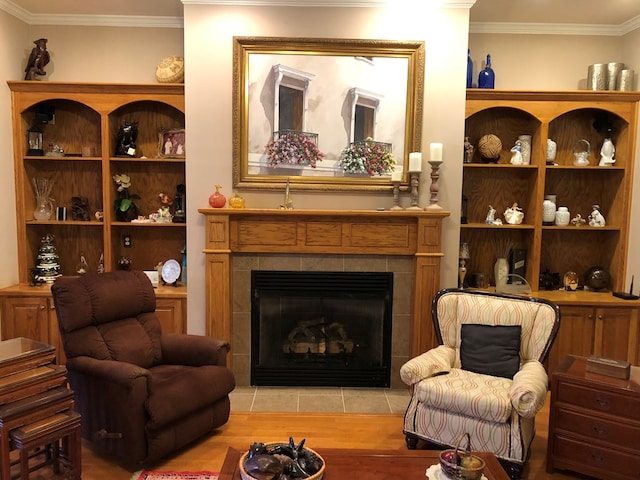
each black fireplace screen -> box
[251,271,393,387]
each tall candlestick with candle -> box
[390,170,403,210]
[426,143,444,210]
[407,152,422,210]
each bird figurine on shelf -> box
[24,38,50,80]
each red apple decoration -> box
[208,184,226,208]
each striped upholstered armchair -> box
[401,289,560,479]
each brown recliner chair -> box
[51,270,235,470]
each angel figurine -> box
[504,202,524,225]
[588,205,606,227]
[485,205,496,224]
[510,141,524,165]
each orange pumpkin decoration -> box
[208,184,226,208]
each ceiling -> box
[3,0,640,32]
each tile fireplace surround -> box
[199,208,450,388]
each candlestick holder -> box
[390,180,403,210]
[425,159,443,210]
[406,171,422,210]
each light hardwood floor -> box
[77,392,589,480]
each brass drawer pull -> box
[591,422,607,436]
[593,395,610,410]
[590,451,606,464]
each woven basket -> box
[439,433,485,480]
[155,55,184,83]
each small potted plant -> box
[265,130,324,168]
[113,173,140,222]
[339,138,396,176]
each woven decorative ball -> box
[155,55,184,83]
[478,134,502,161]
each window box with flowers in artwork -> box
[339,138,396,176]
[265,130,324,168]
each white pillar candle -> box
[391,171,403,182]
[430,143,443,162]
[409,152,422,172]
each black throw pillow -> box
[460,324,521,379]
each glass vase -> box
[34,196,53,221]
[478,54,495,89]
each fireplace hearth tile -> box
[228,387,408,413]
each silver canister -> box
[587,64,606,90]
[607,62,625,90]
[618,69,635,91]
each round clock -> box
[161,259,181,284]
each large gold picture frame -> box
[233,36,425,191]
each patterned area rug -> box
[130,471,219,480]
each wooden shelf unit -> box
[463,90,640,293]
[1,82,187,347]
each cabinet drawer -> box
[554,405,640,445]
[556,381,640,420]
[552,434,640,480]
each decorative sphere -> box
[478,134,502,162]
[584,266,611,291]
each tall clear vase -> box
[34,196,53,221]
[494,257,509,291]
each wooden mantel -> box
[199,208,450,358]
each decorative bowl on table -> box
[238,438,325,480]
[438,433,485,480]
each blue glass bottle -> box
[466,49,473,88]
[478,54,495,89]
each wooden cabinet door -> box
[156,298,185,334]
[595,307,638,363]
[547,305,596,375]
[0,296,49,343]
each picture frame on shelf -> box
[158,128,185,158]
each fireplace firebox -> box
[251,271,393,387]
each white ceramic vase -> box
[546,139,557,164]
[555,207,570,226]
[543,199,556,225]
[494,257,509,290]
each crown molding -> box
[28,14,183,28]
[620,15,640,35]
[0,0,29,22]
[180,0,476,6]
[0,0,183,27]
[470,16,640,36]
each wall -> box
[23,25,184,83]
[0,10,28,290]
[2,6,640,335]
[468,34,624,90]
[183,4,470,333]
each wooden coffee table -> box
[219,446,510,479]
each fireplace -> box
[199,208,448,387]
[251,270,393,387]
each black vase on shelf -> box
[116,203,138,222]
[478,54,495,89]
[466,49,473,88]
